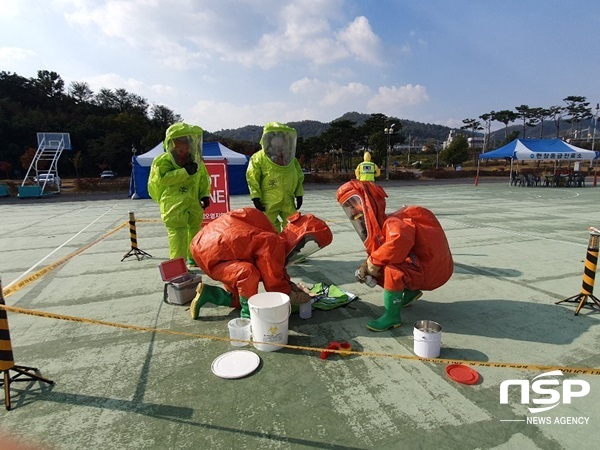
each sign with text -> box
[203,160,230,224]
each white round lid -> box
[211,350,261,379]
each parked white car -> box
[34,173,61,186]
[100,170,116,179]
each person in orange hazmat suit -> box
[336,180,453,331]
[189,208,333,319]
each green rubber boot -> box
[239,297,250,319]
[190,283,233,319]
[400,289,423,307]
[366,290,402,332]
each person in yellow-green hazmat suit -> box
[246,122,304,232]
[355,151,380,182]
[148,123,211,266]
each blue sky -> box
[1,0,599,133]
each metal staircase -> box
[18,133,71,198]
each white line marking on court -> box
[5,204,119,289]
[440,218,587,248]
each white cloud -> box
[57,0,386,74]
[337,16,382,65]
[63,0,212,69]
[190,99,292,132]
[289,77,371,107]
[0,47,37,63]
[367,84,429,112]
[79,72,176,101]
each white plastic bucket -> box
[228,318,251,347]
[248,292,291,352]
[413,320,442,358]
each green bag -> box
[310,282,357,310]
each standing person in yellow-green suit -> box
[355,151,380,182]
[246,122,304,232]
[148,123,211,266]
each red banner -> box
[203,160,230,224]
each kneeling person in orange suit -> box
[337,180,454,331]
[189,208,333,319]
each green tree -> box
[359,114,403,168]
[479,112,494,153]
[460,118,482,161]
[548,105,565,138]
[493,110,519,139]
[440,134,469,168]
[563,96,591,140]
[68,151,84,178]
[319,119,360,172]
[34,70,65,99]
[514,105,540,139]
[297,135,323,171]
[68,81,94,104]
[0,161,12,179]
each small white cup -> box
[299,302,312,319]
[228,318,251,347]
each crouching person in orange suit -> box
[189,208,333,319]
[336,180,453,331]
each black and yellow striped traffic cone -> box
[1,275,54,411]
[555,227,600,315]
[121,210,152,261]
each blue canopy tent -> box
[129,141,250,199]
[478,139,599,185]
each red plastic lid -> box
[158,257,188,281]
[445,364,480,385]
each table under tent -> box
[129,141,250,199]
[477,138,599,186]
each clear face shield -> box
[169,135,202,167]
[285,236,323,267]
[341,195,368,242]
[263,131,296,166]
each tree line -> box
[0,70,183,179]
[1,69,596,180]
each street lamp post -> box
[407,134,412,165]
[384,124,395,181]
[592,103,599,152]
[592,103,599,187]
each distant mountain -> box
[500,117,598,140]
[214,112,453,142]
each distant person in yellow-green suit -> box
[148,123,211,266]
[246,122,304,232]
[355,151,380,182]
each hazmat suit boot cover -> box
[401,289,423,306]
[240,297,250,319]
[190,283,233,319]
[366,290,403,332]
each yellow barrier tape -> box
[2,304,599,375]
[2,221,128,298]
[3,216,600,375]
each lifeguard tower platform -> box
[18,132,71,198]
